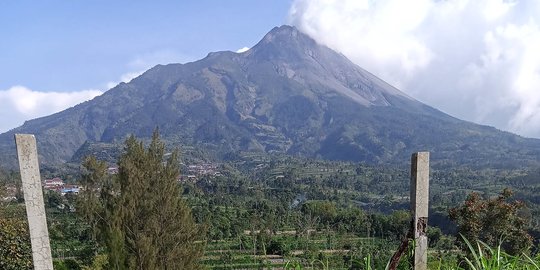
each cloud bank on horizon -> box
[0,86,103,132]
[0,46,192,133]
[289,0,540,138]
[0,70,143,133]
[0,74,147,133]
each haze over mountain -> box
[1,25,539,168]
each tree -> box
[0,197,33,270]
[79,130,205,269]
[78,156,108,242]
[0,172,32,270]
[44,190,64,209]
[449,188,532,255]
[0,167,6,199]
[301,200,337,225]
[0,218,33,270]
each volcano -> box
[1,25,539,168]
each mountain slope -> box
[1,25,539,168]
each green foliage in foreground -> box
[79,130,205,269]
[277,238,540,270]
[449,189,533,255]
[457,236,540,270]
[0,217,33,270]
[4,136,539,269]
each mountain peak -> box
[248,25,319,59]
[261,25,302,42]
[1,25,539,169]
[245,25,412,105]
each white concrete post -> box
[410,152,429,270]
[15,134,54,270]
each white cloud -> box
[106,71,144,89]
[236,47,250,53]
[0,48,195,134]
[289,0,540,138]
[0,86,103,133]
[289,0,434,88]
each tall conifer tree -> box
[80,130,204,270]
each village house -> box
[43,177,64,190]
[61,185,80,196]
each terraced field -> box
[202,230,392,269]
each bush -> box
[0,218,32,270]
[267,237,292,256]
[449,188,533,255]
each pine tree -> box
[80,130,205,269]
[79,156,107,241]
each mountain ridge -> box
[1,25,539,169]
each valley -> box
[1,24,540,269]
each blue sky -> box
[0,1,291,91]
[1,1,540,139]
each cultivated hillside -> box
[1,25,539,168]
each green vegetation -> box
[450,189,532,255]
[3,26,540,170]
[458,237,540,270]
[2,21,540,268]
[78,131,205,269]
[1,140,540,269]
[0,208,32,270]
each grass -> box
[203,234,540,270]
[202,232,388,269]
[453,236,540,270]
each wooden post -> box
[410,152,429,270]
[15,134,54,270]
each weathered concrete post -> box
[15,134,54,270]
[410,152,429,270]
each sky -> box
[1,1,540,139]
